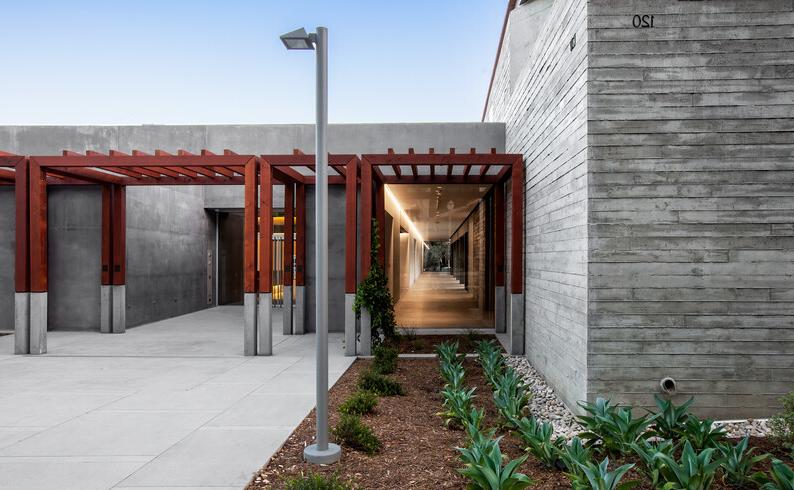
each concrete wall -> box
[0,189,14,331]
[586,0,794,418]
[485,0,590,410]
[451,203,488,308]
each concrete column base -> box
[495,286,506,333]
[282,287,293,335]
[359,307,371,356]
[29,292,47,355]
[258,293,272,356]
[14,292,30,354]
[111,285,126,334]
[344,294,356,356]
[100,285,112,334]
[243,293,257,356]
[508,293,525,355]
[294,286,305,335]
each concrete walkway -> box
[395,272,494,329]
[0,306,354,489]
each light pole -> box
[280,26,341,465]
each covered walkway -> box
[0,306,353,489]
[395,272,493,329]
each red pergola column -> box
[258,159,273,355]
[294,182,306,334]
[14,157,30,354]
[507,155,524,355]
[243,157,258,355]
[375,180,385,267]
[344,157,358,356]
[494,182,506,334]
[360,157,373,277]
[282,182,294,335]
[111,184,126,333]
[28,158,48,354]
[100,185,113,333]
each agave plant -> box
[649,395,694,440]
[464,409,494,445]
[462,406,486,432]
[479,349,506,386]
[457,435,532,490]
[761,460,794,490]
[439,385,476,428]
[514,416,566,468]
[440,362,466,390]
[717,436,769,487]
[655,441,723,490]
[436,340,462,368]
[560,437,592,479]
[569,457,639,490]
[630,438,675,489]
[492,371,531,426]
[577,398,656,455]
[680,415,727,450]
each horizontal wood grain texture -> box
[588,0,794,416]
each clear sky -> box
[1,1,504,125]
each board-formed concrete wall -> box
[485,0,590,410]
[586,0,794,418]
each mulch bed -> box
[248,357,792,489]
[395,333,496,354]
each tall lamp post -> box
[280,26,341,465]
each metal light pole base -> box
[303,443,342,464]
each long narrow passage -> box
[395,272,493,329]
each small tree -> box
[354,219,396,345]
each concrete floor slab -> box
[0,306,355,489]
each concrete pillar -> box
[258,293,272,356]
[495,286,506,333]
[344,293,356,356]
[359,307,371,356]
[282,287,293,335]
[294,286,305,335]
[14,292,30,355]
[29,292,47,355]
[243,293,257,356]
[100,285,112,334]
[111,285,126,334]
[508,293,524,355]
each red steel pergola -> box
[2,147,523,356]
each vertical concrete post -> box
[508,293,525,355]
[110,185,127,334]
[244,293,257,356]
[28,159,47,355]
[100,286,112,333]
[29,292,47,355]
[258,293,273,355]
[495,286,506,333]
[283,182,294,336]
[294,183,306,335]
[344,294,356,356]
[359,307,371,356]
[294,286,305,335]
[14,293,30,355]
[283,287,293,335]
[111,285,126,334]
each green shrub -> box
[439,385,476,428]
[761,460,794,490]
[436,340,462,367]
[372,344,398,374]
[569,458,639,490]
[560,437,592,480]
[457,435,532,490]
[630,438,675,489]
[462,406,487,436]
[492,370,531,427]
[514,416,566,468]
[353,220,396,346]
[649,395,694,440]
[680,415,727,450]
[338,390,378,416]
[771,392,794,452]
[654,441,722,490]
[283,472,354,490]
[717,436,768,487]
[440,362,466,391]
[332,414,381,455]
[577,398,656,455]
[358,369,404,396]
[476,343,506,386]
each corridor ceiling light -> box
[385,185,425,243]
[280,28,316,50]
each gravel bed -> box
[506,355,772,440]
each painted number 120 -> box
[632,14,654,28]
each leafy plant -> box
[514,416,566,468]
[332,413,381,455]
[577,398,656,455]
[771,392,794,453]
[439,385,477,428]
[283,472,355,490]
[761,460,794,490]
[440,362,466,391]
[353,220,396,346]
[680,415,727,451]
[492,371,531,427]
[457,435,532,490]
[560,437,592,479]
[717,436,768,487]
[654,441,722,490]
[437,341,463,368]
[630,438,676,489]
[372,344,398,374]
[650,395,694,440]
[568,457,639,490]
[338,390,378,416]
[476,342,506,386]
[462,406,487,435]
[358,369,404,396]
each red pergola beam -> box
[28,159,47,292]
[13,157,29,293]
